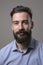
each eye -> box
[12,21,19,24]
[23,20,29,24]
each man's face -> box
[11,12,33,43]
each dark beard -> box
[13,29,32,43]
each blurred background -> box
[0,0,43,48]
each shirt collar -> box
[12,40,18,51]
[12,38,35,52]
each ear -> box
[30,21,34,29]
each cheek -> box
[12,24,19,32]
[27,23,32,30]
[23,24,31,31]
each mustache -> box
[16,29,28,34]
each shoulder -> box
[37,41,43,64]
[0,40,15,53]
[34,39,43,65]
[38,41,43,54]
[33,39,43,49]
[32,38,43,54]
[36,40,43,50]
[0,40,15,64]
[33,39,43,55]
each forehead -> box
[12,12,29,21]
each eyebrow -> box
[12,20,28,22]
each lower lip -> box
[19,33,24,35]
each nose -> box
[19,23,24,30]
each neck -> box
[16,38,31,52]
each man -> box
[0,5,43,65]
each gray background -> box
[0,0,43,48]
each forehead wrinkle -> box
[12,12,29,21]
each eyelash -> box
[23,21,28,24]
[12,20,29,25]
[12,21,18,24]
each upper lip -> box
[19,32,24,35]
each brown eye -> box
[12,21,19,24]
[23,20,29,24]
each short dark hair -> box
[10,5,32,19]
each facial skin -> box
[11,12,33,44]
